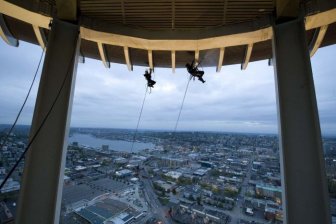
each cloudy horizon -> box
[0,41,335,136]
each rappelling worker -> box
[144,68,156,88]
[185,60,205,83]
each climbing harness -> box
[144,68,156,93]
[186,60,206,83]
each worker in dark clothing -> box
[144,69,156,88]
[185,60,205,83]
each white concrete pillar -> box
[16,19,80,224]
[272,18,331,224]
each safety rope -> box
[173,75,192,133]
[0,34,78,190]
[130,85,148,154]
[0,48,45,150]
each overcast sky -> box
[0,40,335,135]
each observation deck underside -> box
[1,0,336,72]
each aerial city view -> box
[1,126,335,224]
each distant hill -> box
[0,124,31,136]
[0,124,334,138]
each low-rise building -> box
[157,157,189,168]
[114,157,128,164]
[193,168,208,176]
[256,184,282,203]
[166,171,182,179]
[154,180,174,192]
[264,203,283,221]
[115,169,132,177]
[0,167,5,175]
[0,178,20,193]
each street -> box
[140,170,172,224]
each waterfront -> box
[2,128,336,224]
[68,133,155,152]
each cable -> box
[167,75,192,168]
[0,48,45,150]
[0,37,78,190]
[130,85,148,154]
[173,75,192,133]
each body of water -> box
[68,133,154,152]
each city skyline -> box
[0,41,335,135]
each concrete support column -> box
[16,19,79,224]
[272,18,331,224]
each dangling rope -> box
[173,75,193,133]
[0,48,45,150]
[130,85,148,153]
[0,34,78,190]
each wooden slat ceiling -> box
[79,0,274,29]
